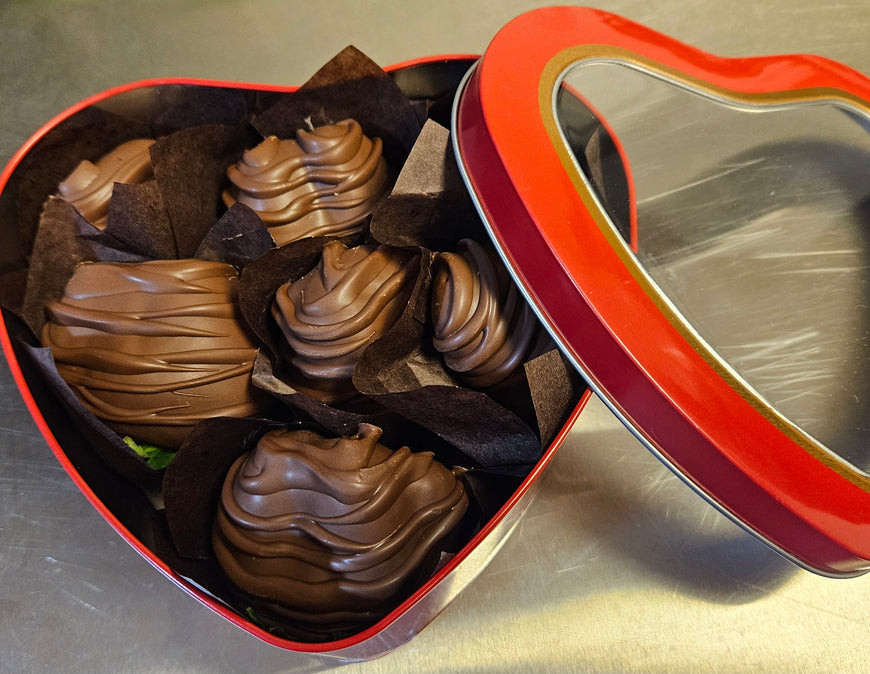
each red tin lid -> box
[452,6,870,576]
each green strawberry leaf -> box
[123,436,176,470]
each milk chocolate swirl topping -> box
[57,138,155,229]
[272,240,418,386]
[431,239,537,388]
[212,423,468,628]
[222,120,389,246]
[41,259,264,449]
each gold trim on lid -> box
[539,45,870,491]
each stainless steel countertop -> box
[2,1,870,672]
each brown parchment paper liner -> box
[18,122,265,337]
[160,414,506,641]
[11,202,282,486]
[21,343,167,488]
[6,86,252,269]
[370,119,486,249]
[252,46,423,169]
[358,119,585,465]
[238,120,582,467]
[2,46,428,486]
[9,124,279,485]
[236,235,423,435]
[0,47,586,643]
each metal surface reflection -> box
[558,61,870,471]
[4,1,870,672]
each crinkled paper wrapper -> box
[0,46,584,641]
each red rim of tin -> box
[0,54,590,654]
[452,6,870,576]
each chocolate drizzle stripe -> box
[74,390,261,427]
[233,124,364,179]
[223,120,389,245]
[45,305,237,337]
[73,386,193,417]
[228,447,434,528]
[231,137,382,198]
[272,241,418,383]
[47,344,256,375]
[432,239,539,388]
[212,423,469,616]
[275,290,407,350]
[214,494,466,607]
[62,264,236,296]
[303,246,412,318]
[217,483,465,572]
[57,361,256,393]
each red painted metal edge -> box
[454,6,870,574]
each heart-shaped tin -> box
[454,6,870,576]
[0,51,588,660]
[3,4,870,662]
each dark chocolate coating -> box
[212,423,468,627]
[272,240,418,398]
[41,259,264,449]
[222,120,389,246]
[431,239,537,388]
[57,138,155,229]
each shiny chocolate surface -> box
[57,139,155,229]
[273,240,417,386]
[223,120,389,245]
[2,1,870,673]
[431,239,536,387]
[41,259,263,448]
[212,423,467,634]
